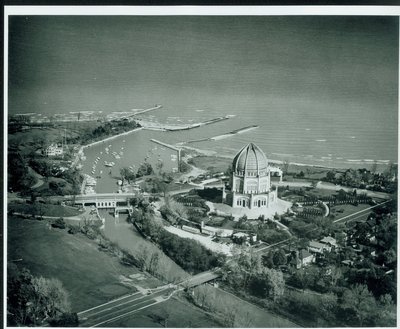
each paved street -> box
[77,270,221,327]
[78,287,174,327]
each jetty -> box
[183,125,259,144]
[118,104,163,120]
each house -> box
[320,236,338,249]
[45,143,64,157]
[297,249,315,269]
[182,225,201,234]
[200,223,233,237]
[341,259,354,267]
[308,240,331,254]
[232,232,257,244]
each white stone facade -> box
[229,143,278,209]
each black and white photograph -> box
[4,6,399,328]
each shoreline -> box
[71,127,144,168]
[179,145,366,171]
[82,127,144,150]
[138,115,231,132]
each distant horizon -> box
[6,14,398,165]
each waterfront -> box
[9,16,398,173]
[79,111,397,194]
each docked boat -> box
[104,161,115,167]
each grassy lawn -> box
[8,202,81,217]
[209,285,299,328]
[329,203,371,219]
[7,216,139,312]
[7,216,226,327]
[190,156,231,173]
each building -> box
[308,240,332,254]
[232,232,257,244]
[45,143,64,157]
[227,143,278,209]
[297,249,315,269]
[320,236,338,249]
[200,222,233,237]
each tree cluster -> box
[7,264,77,327]
[8,152,36,192]
[324,166,397,193]
[70,120,141,145]
[222,250,285,301]
[131,200,225,273]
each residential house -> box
[308,240,331,254]
[320,236,338,249]
[45,143,64,157]
[297,249,315,269]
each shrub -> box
[49,313,79,327]
[51,217,66,229]
[67,225,80,234]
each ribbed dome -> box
[232,143,268,175]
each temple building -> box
[227,143,278,209]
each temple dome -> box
[232,143,268,175]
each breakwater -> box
[181,125,259,144]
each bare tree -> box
[282,160,290,175]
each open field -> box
[189,156,231,174]
[206,285,299,328]
[8,202,81,217]
[7,216,143,312]
[329,203,371,219]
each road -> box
[179,269,221,288]
[253,200,390,253]
[333,199,391,223]
[277,180,391,200]
[78,287,175,327]
[77,270,221,327]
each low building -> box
[45,143,64,157]
[308,240,332,254]
[232,232,257,244]
[320,236,338,249]
[200,222,233,237]
[182,225,201,234]
[341,259,354,267]
[297,249,315,269]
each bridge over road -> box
[77,269,221,327]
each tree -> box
[31,276,71,320]
[120,167,136,183]
[249,267,285,300]
[340,284,377,326]
[272,249,287,267]
[49,312,79,327]
[7,265,71,326]
[137,162,153,177]
[326,170,336,182]
[51,217,66,229]
[282,160,290,175]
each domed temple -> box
[227,143,277,209]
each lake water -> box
[9,16,398,180]
[81,104,397,193]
